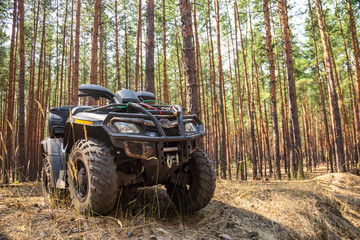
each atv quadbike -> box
[41,84,216,215]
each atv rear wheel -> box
[68,138,118,215]
[41,160,55,204]
[166,149,216,213]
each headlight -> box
[184,122,197,133]
[113,122,140,134]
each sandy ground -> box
[0,169,360,240]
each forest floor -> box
[1,166,360,240]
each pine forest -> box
[0,0,360,239]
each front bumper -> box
[102,109,205,163]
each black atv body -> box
[41,84,216,215]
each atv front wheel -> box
[166,149,216,213]
[68,138,118,215]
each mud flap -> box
[41,137,66,189]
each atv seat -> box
[71,106,95,115]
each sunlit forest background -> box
[1,0,360,183]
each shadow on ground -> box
[1,173,360,240]
[110,186,301,240]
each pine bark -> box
[26,0,40,167]
[206,11,220,176]
[214,0,228,179]
[68,0,74,105]
[233,2,245,180]
[315,0,346,172]
[264,0,281,179]
[162,0,169,102]
[115,0,121,90]
[89,0,100,86]
[179,0,200,117]
[235,0,257,179]
[4,0,18,184]
[193,0,202,120]
[99,7,104,93]
[346,0,360,162]
[72,0,81,105]
[271,12,290,177]
[308,0,333,172]
[31,4,46,178]
[145,0,155,93]
[278,0,303,179]
[18,0,26,182]
[134,0,142,92]
[54,0,60,106]
[175,19,184,107]
[249,9,264,178]
[59,0,68,106]
[337,6,359,166]
[124,18,129,89]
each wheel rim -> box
[73,159,89,202]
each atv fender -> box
[41,138,66,189]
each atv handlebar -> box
[128,103,167,136]
[100,103,202,141]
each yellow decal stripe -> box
[74,119,93,125]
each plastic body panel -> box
[41,137,66,188]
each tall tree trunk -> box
[140,27,144,91]
[156,47,161,100]
[72,0,81,105]
[10,18,19,182]
[234,0,257,179]
[214,0,228,179]
[249,8,264,178]
[26,0,40,168]
[206,11,219,176]
[134,0,142,92]
[263,100,272,176]
[233,2,245,180]
[124,18,129,89]
[4,0,18,184]
[322,8,350,169]
[115,0,121,90]
[346,0,360,163]
[271,11,290,177]
[308,0,333,172]
[54,0,60,106]
[59,0,68,107]
[227,38,237,179]
[264,0,281,179]
[193,0,202,120]
[18,0,26,182]
[31,4,46,179]
[315,0,346,172]
[37,33,47,175]
[175,19,184,107]
[226,5,238,179]
[99,6,104,94]
[162,0,169,103]
[179,0,200,117]
[68,0,74,105]
[337,3,358,166]
[278,0,303,179]
[145,0,155,93]
[89,0,100,86]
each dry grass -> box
[1,169,360,240]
